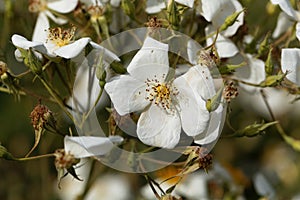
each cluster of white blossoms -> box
[6,0,300,198]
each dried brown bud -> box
[223,81,238,103]
[145,16,162,29]
[28,0,46,13]
[54,149,79,170]
[30,103,55,131]
[198,148,213,171]
[160,194,182,200]
[0,61,8,76]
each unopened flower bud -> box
[167,0,180,30]
[0,144,15,160]
[258,33,270,57]
[219,9,244,32]
[206,86,223,112]
[259,72,286,87]
[265,47,274,76]
[22,47,43,74]
[121,0,135,19]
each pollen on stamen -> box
[144,76,179,113]
[46,26,76,47]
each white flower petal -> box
[235,54,265,92]
[145,0,166,14]
[69,64,101,112]
[296,22,300,41]
[281,48,300,85]
[187,39,202,65]
[12,34,43,49]
[270,0,299,20]
[105,75,149,115]
[272,12,294,38]
[127,37,169,80]
[47,0,78,13]
[200,0,226,22]
[45,10,68,25]
[110,0,121,7]
[221,0,244,37]
[14,49,23,62]
[194,105,226,144]
[32,12,49,42]
[54,37,91,59]
[253,173,276,199]
[174,66,211,136]
[175,0,194,8]
[64,135,123,158]
[205,25,239,58]
[137,105,181,148]
[90,41,120,62]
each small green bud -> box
[19,47,42,74]
[206,86,223,112]
[219,9,244,32]
[121,0,135,19]
[98,15,110,40]
[259,72,286,87]
[218,62,246,74]
[0,144,16,160]
[265,47,274,76]
[167,0,180,30]
[258,33,270,57]
[233,121,277,137]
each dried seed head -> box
[0,61,8,76]
[145,16,162,29]
[223,81,238,103]
[196,147,213,171]
[28,0,46,13]
[161,194,183,200]
[30,103,54,131]
[54,149,79,170]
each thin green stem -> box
[17,153,55,161]
[38,76,75,123]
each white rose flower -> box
[105,36,221,148]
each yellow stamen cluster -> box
[28,0,46,13]
[46,26,76,47]
[144,75,178,112]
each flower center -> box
[145,75,178,112]
[28,0,47,13]
[46,26,76,47]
